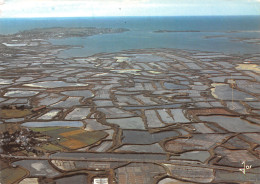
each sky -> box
[0,0,259,18]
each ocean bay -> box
[1,16,260,57]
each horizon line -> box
[1,15,260,19]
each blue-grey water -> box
[1,16,260,57]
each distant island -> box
[154,30,200,33]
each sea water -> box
[1,16,260,57]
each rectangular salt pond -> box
[38,110,61,120]
[198,116,260,132]
[22,121,83,127]
[3,43,27,47]
[23,81,88,88]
